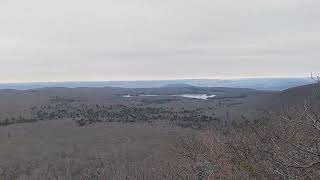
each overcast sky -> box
[1,0,320,82]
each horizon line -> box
[0,76,311,84]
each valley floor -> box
[0,120,192,179]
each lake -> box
[123,94,216,100]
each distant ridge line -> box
[0,78,313,91]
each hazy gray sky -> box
[1,0,320,82]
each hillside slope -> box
[264,83,320,110]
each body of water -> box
[175,94,216,100]
[123,94,216,100]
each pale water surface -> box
[124,94,216,100]
[175,94,216,100]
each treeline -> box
[0,97,220,129]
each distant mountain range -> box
[0,78,314,91]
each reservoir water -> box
[124,94,216,100]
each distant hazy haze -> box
[1,0,320,82]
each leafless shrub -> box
[172,100,320,179]
[172,131,235,180]
[311,73,320,83]
[226,102,320,179]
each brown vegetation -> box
[0,84,319,179]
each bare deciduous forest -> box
[0,81,319,179]
[1,1,320,179]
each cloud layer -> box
[1,0,320,82]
